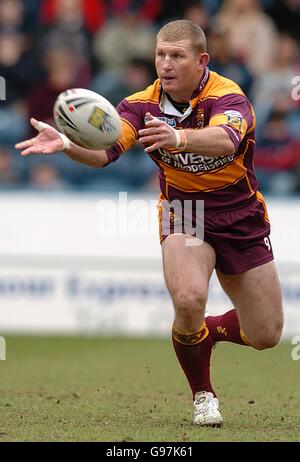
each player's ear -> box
[199,53,210,70]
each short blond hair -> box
[157,20,207,54]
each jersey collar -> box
[159,67,210,121]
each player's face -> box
[155,39,208,102]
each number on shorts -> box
[264,237,271,251]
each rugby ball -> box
[53,88,121,149]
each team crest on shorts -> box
[224,110,243,133]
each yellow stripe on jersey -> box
[245,171,255,195]
[248,105,256,133]
[161,138,255,193]
[125,72,244,107]
[117,118,138,152]
[162,154,247,193]
[200,71,245,100]
[126,80,161,104]
[209,114,248,139]
[127,98,159,105]
[256,191,270,223]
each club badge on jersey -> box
[224,110,243,133]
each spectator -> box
[26,45,91,135]
[156,0,197,25]
[37,0,104,63]
[0,30,38,144]
[107,0,162,23]
[0,30,41,106]
[0,0,24,32]
[92,57,156,106]
[29,161,69,190]
[208,22,253,94]
[93,8,156,72]
[255,110,300,194]
[267,0,300,41]
[39,0,106,35]
[183,2,209,33]
[215,0,278,77]
[252,33,300,139]
[0,147,21,188]
[0,0,40,38]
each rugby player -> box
[16,20,283,427]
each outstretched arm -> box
[15,118,109,168]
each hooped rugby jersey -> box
[106,68,258,210]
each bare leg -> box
[216,261,283,349]
[162,235,217,398]
[162,235,216,332]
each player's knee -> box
[254,336,280,350]
[173,290,207,317]
[252,322,283,350]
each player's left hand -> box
[138,112,178,153]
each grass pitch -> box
[0,336,299,442]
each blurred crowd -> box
[0,0,300,194]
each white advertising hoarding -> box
[0,193,299,337]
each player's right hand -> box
[15,118,66,156]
